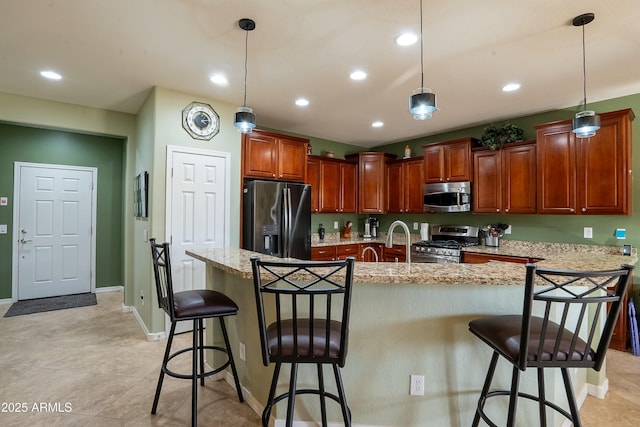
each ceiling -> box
[1,0,639,148]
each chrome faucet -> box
[361,246,379,263]
[385,220,411,263]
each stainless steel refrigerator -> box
[242,180,311,260]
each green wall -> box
[0,123,125,299]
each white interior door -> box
[13,163,96,300]
[165,146,229,326]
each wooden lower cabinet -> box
[311,244,363,261]
[461,252,537,264]
[336,244,359,260]
[609,276,633,351]
[360,243,384,262]
[312,243,387,262]
[311,246,336,261]
[383,245,406,263]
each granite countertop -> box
[186,243,636,287]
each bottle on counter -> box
[318,224,325,241]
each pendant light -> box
[409,0,437,120]
[571,13,600,138]
[234,18,256,133]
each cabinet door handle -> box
[582,208,586,212]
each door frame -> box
[11,162,98,302]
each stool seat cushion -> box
[266,319,344,358]
[173,289,239,319]
[469,315,595,364]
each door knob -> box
[20,238,32,244]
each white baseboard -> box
[125,304,165,341]
[0,298,13,305]
[95,285,123,293]
[587,377,609,399]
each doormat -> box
[4,293,97,317]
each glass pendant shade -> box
[409,89,437,120]
[572,110,600,138]
[234,106,256,133]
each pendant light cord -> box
[581,21,587,111]
[243,29,249,107]
[419,0,424,91]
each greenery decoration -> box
[480,122,525,150]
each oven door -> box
[412,253,460,264]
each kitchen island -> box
[186,246,635,427]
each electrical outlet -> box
[0,224,7,234]
[504,225,512,234]
[140,289,144,306]
[410,374,425,396]
[413,222,419,230]
[333,221,339,230]
[584,227,593,239]
[239,342,246,361]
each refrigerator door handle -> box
[283,187,291,257]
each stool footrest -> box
[476,389,573,427]
[163,345,231,381]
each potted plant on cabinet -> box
[479,122,525,150]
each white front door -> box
[166,146,230,296]
[13,163,96,300]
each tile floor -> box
[0,290,639,426]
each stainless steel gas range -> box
[411,225,479,264]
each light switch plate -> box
[0,224,7,234]
[584,227,593,238]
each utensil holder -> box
[485,235,499,247]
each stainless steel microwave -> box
[423,181,471,213]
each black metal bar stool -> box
[149,239,243,426]
[469,263,633,427]
[250,255,355,427]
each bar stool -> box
[469,263,633,427]
[149,239,243,426]
[250,256,355,427]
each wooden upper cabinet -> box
[279,137,308,181]
[404,158,425,212]
[473,142,536,214]
[318,158,357,213]
[340,162,358,213]
[242,130,308,182]
[306,156,320,213]
[346,152,396,214]
[387,157,424,213]
[319,159,340,212]
[386,161,404,213]
[423,138,475,183]
[536,108,634,215]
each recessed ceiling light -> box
[350,70,367,81]
[40,70,62,80]
[502,82,521,92]
[395,32,418,46]
[295,98,309,107]
[371,121,384,128]
[209,73,228,86]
